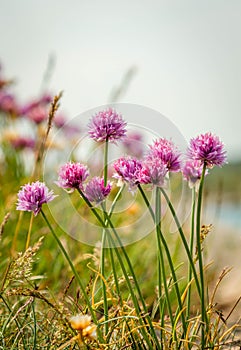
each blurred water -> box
[205,202,241,231]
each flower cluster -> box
[187,132,226,168]
[113,156,148,190]
[16,181,56,216]
[16,105,227,216]
[146,138,182,172]
[88,108,127,142]
[181,132,227,188]
[182,160,204,188]
[85,177,112,204]
[56,162,89,192]
[142,157,168,188]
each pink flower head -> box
[26,106,48,124]
[142,157,168,187]
[146,138,181,172]
[113,156,147,190]
[20,94,52,115]
[0,91,19,115]
[16,181,56,216]
[10,136,35,150]
[187,132,227,168]
[56,162,89,192]
[85,177,112,204]
[182,159,207,189]
[122,131,144,158]
[88,108,127,142]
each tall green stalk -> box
[186,187,196,320]
[101,138,109,334]
[160,188,201,299]
[155,187,173,332]
[77,188,161,349]
[195,163,208,346]
[139,185,187,340]
[40,210,104,343]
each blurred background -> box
[1,0,241,299]
[1,0,241,159]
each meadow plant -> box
[0,68,239,348]
[14,103,232,348]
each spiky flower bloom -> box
[16,181,56,216]
[88,108,127,142]
[187,132,227,168]
[146,138,181,172]
[85,176,111,204]
[143,157,168,187]
[113,156,148,190]
[56,162,89,192]
[182,159,206,189]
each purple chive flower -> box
[10,136,35,150]
[113,156,147,190]
[146,138,181,172]
[16,181,56,216]
[122,131,144,158]
[88,108,127,142]
[0,91,19,115]
[20,93,52,115]
[26,106,48,124]
[182,160,206,188]
[56,162,89,192]
[142,158,168,187]
[187,132,227,168]
[85,177,111,204]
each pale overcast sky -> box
[1,0,241,160]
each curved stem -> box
[139,185,186,338]
[77,189,161,348]
[40,210,104,342]
[160,188,201,298]
[103,212,161,349]
[108,184,125,219]
[155,187,173,336]
[26,212,34,250]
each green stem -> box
[32,301,37,350]
[102,203,122,305]
[77,190,161,349]
[0,293,27,349]
[103,213,161,349]
[160,188,201,298]
[40,210,104,342]
[155,187,172,338]
[186,187,196,320]
[196,163,208,345]
[102,138,109,332]
[103,139,109,186]
[101,228,108,335]
[108,184,125,219]
[139,185,186,339]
